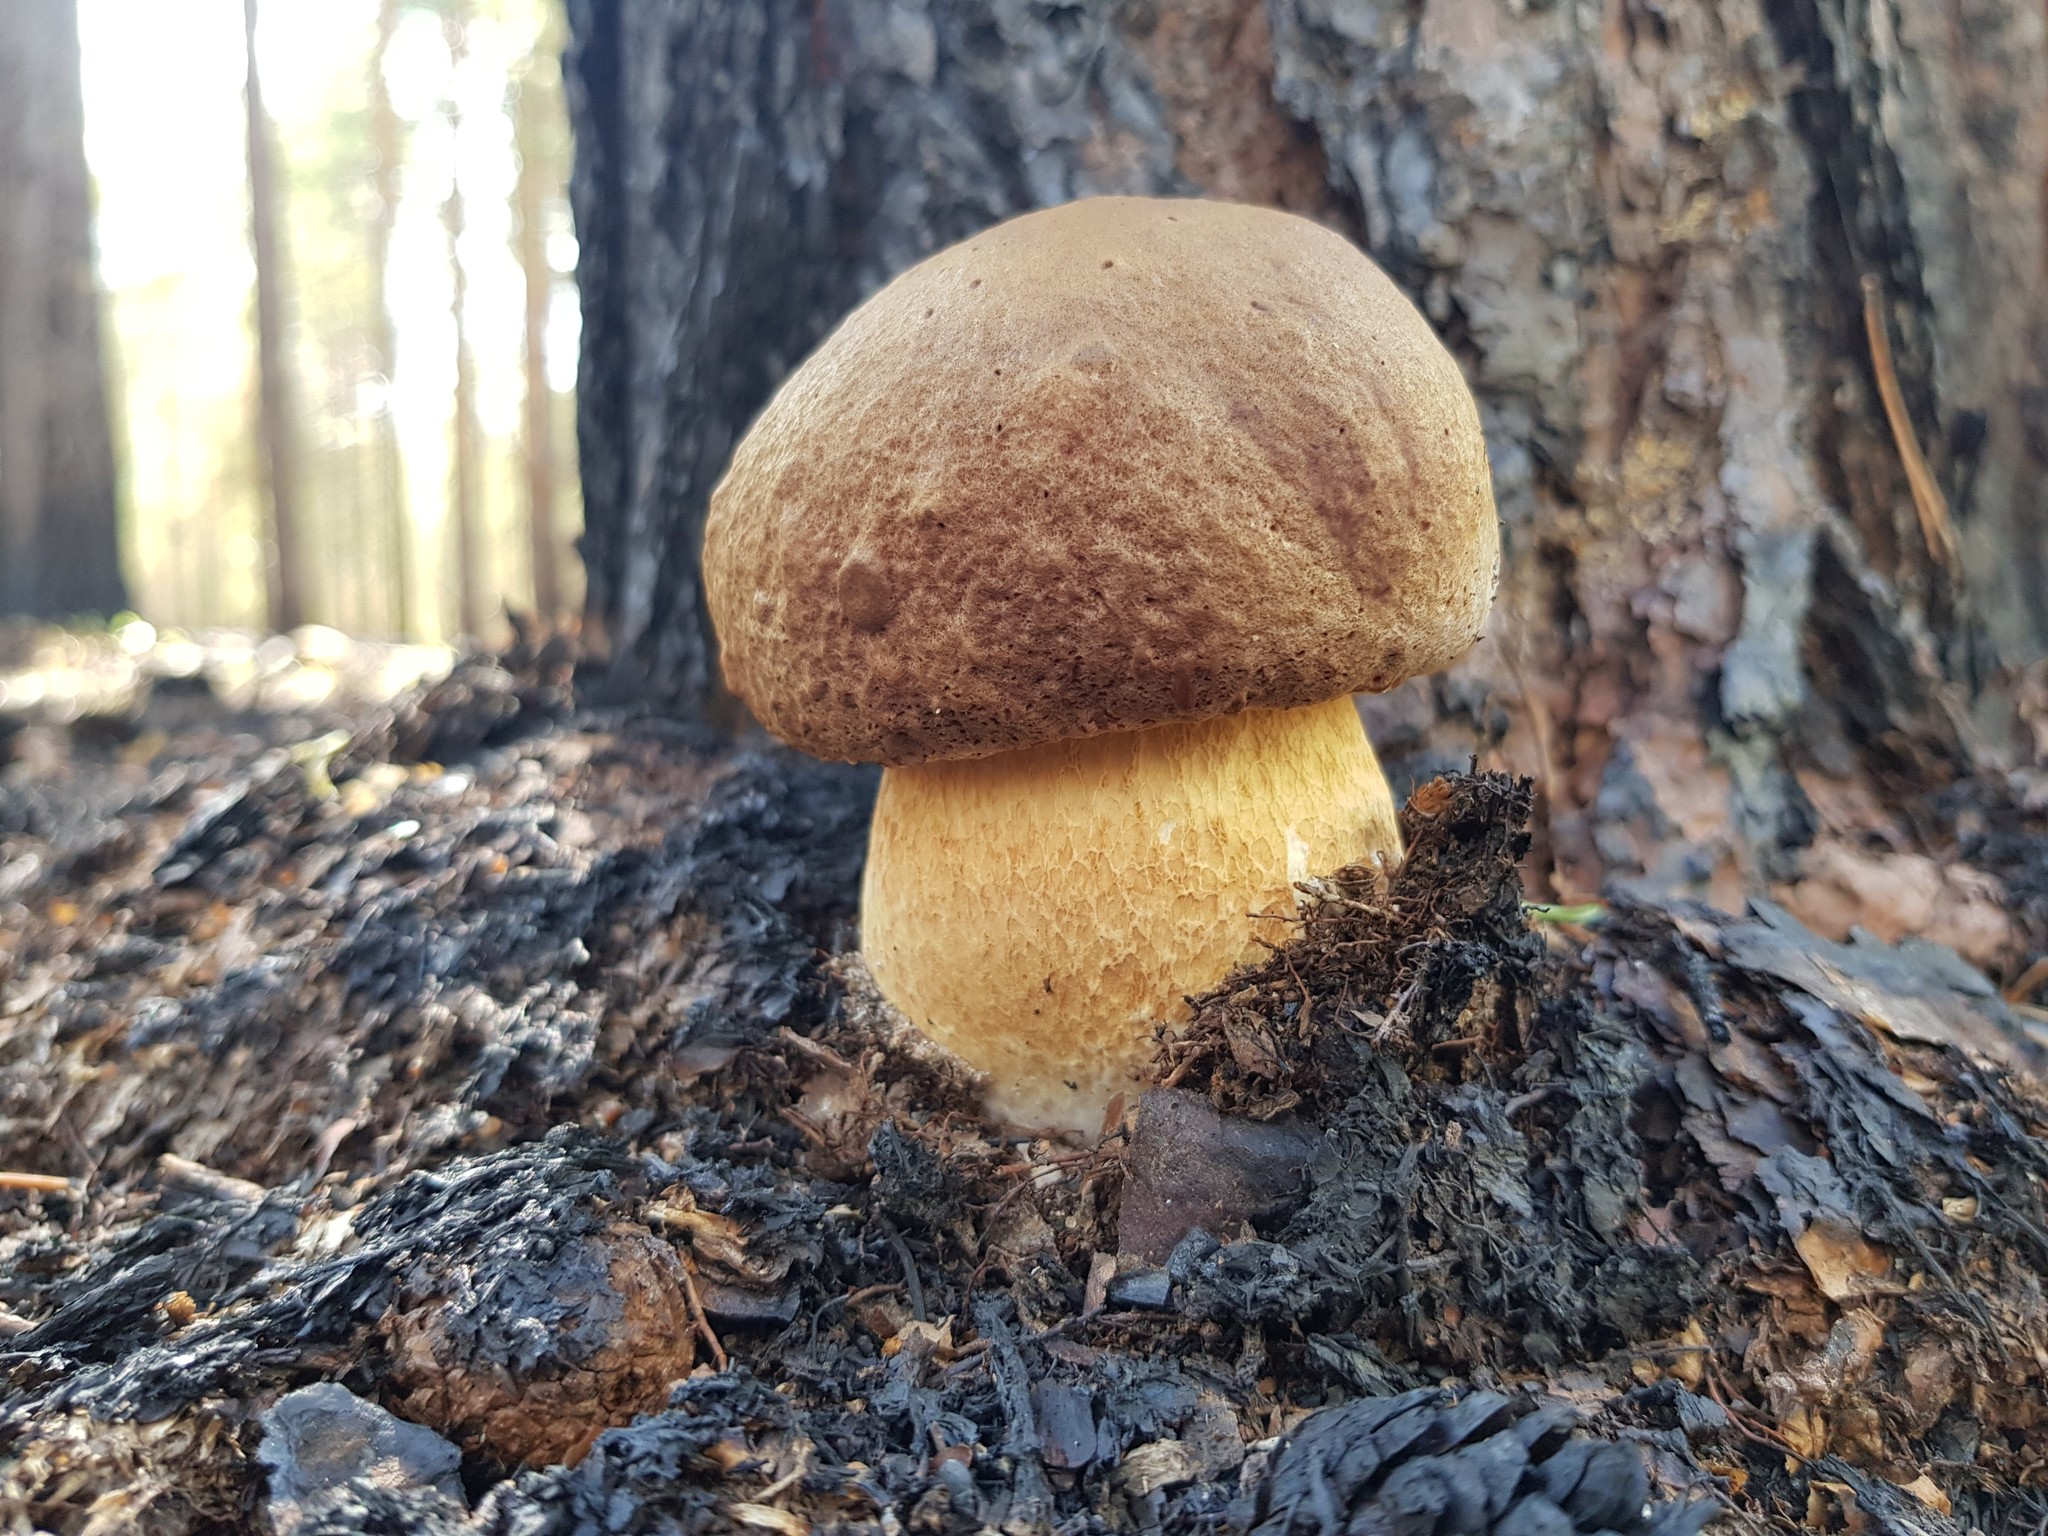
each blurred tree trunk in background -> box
[514,11,563,622]
[0,0,125,621]
[563,1,2048,920]
[243,0,305,634]
[369,0,415,641]
[443,5,484,641]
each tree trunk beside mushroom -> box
[564,0,2048,938]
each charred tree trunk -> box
[243,0,306,635]
[0,0,125,621]
[564,0,2048,919]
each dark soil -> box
[4,641,2047,1535]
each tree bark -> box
[244,0,306,635]
[443,6,484,642]
[0,0,125,621]
[514,22,562,621]
[369,0,414,641]
[563,0,2048,918]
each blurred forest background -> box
[1,0,577,645]
[6,0,2048,970]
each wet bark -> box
[564,0,2048,913]
[0,0,125,621]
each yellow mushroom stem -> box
[860,693,1402,1133]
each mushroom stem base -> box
[859,696,1402,1133]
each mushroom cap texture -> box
[703,195,1499,765]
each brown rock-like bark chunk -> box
[383,1221,696,1468]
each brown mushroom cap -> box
[704,195,1498,766]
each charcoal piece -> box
[1173,1235,1316,1323]
[1106,1268,1172,1310]
[1719,900,2045,1076]
[337,655,570,773]
[936,1453,980,1513]
[697,1280,799,1325]
[908,1460,982,1536]
[1670,1393,1731,1441]
[8,1193,294,1368]
[153,757,307,890]
[1622,1381,1731,1444]
[2,1130,653,1426]
[1306,1335,1430,1398]
[1032,1381,1099,1468]
[869,1120,957,1233]
[1166,1227,1223,1284]
[973,1297,1040,1459]
[1797,1458,1966,1536]
[1118,1088,1320,1264]
[258,1382,464,1535]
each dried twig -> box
[1862,273,1959,573]
[0,1171,72,1194]
[878,1221,927,1324]
[774,1027,856,1075]
[1704,1366,1800,1458]
[2004,954,2048,1005]
[157,1153,267,1205]
[677,1257,729,1371]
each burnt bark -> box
[564,0,2048,912]
[0,0,125,621]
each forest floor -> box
[4,622,2048,1536]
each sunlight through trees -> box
[77,0,578,643]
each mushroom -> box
[704,196,1498,1132]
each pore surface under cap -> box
[704,195,1498,765]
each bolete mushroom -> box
[704,196,1498,1132]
